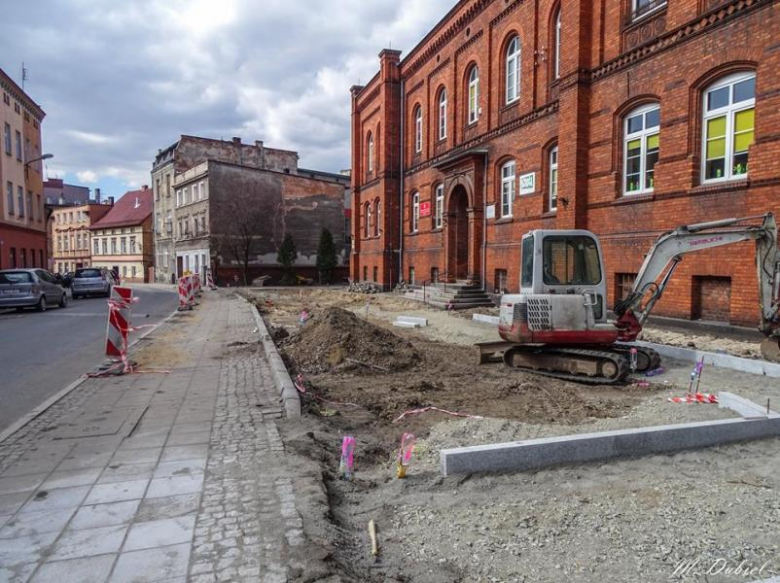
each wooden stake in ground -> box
[368,519,379,558]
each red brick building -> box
[350,0,780,326]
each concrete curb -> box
[472,314,500,326]
[247,299,302,421]
[441,415,780,476]
[0,304,180,445]
[440,393,780,476]
[633,340,780,378]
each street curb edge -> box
[245,296,302,421]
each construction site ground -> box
[247,287,780,583]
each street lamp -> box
[24,153,53,177]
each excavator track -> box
[612,344,662,372]
[503,346,631,385]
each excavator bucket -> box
[761,338,780,363]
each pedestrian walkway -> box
[0,293,306,583]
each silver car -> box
[72,267,115,299]
[0,269,69,311]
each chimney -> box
[108,196,115,205]
[95,188,101,204]
[142,184,148,190]
[232,137,241,147]
[254,140,264,150]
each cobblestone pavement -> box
[0,292,310,583]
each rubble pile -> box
[281,307,420,374]
[347,281,383,294]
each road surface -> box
[0,286,178,433]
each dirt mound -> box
[282,307,420,375]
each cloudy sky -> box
[1,0,453,198]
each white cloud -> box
[76,170,98,183]
[1,0,454,182]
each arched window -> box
[438,89,448,140]
[411,192,420,232]
[554,9,562,79]
[364,202,371,238]
[367,133,374,173]
[624,104,660,194]
[414,106,423,153]
[702,72,755,182]
[505,36,521,104]
[468,66,480,124]
[500,161,516,218]
[549,145,559,211]
[374,199,381,237]
[434,184,444,229]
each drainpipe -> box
[482,151,488,293]
[398,76,405,287]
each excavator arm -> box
[614,213,780,359]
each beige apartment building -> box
[50,203,111,273]
[90,187,154,283]
[0,68,47,270]
[173,161,210,276]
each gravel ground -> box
[249,288,780,583]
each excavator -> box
[495,213,780,384]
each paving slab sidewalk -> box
[0,293,309,583]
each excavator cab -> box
[499,230,620,345]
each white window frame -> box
[374,200,381,237]
[414,107,423,154]
[554,10,562,79]
[701,72,756,184]
[623,104,660,195]
[468,67,480,125]
[505,36,521,104]
[199,181,206,200]
[438,90,447,140]
[500,161,516,218]
[366,203,372,237]
[412,192,420,233]
[549,146,559,212]
[632,0,667,21]
[434,184,444,229]
[367,133,374,173]
[364,203,370,237]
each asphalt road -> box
[0,286,178,433]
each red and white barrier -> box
[177,277,191,311]
[186,275,196,307]
[106,286,133,360]
[206,269,216,290]
[193,274,202,296]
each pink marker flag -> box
[340,436,356,480]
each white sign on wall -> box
[486,204,496,219]
[520,172,536,195]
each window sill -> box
[494,217,514,225]
[691,178,749,195]
[431,227,443,233]
[541,210,558,218]
[500,100,520,112]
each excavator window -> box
[521,235,534,288]
[542,236,602,286]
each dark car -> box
[72,267,117,299]
[0,269,69,311]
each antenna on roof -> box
[21,63,28,89]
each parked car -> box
[71,267,117,299]
[0,269,69,311]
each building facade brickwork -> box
[351,0,780,326]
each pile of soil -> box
[281,307,420,375]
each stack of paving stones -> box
[0,294,306,583]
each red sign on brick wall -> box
[419,201,431,217]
